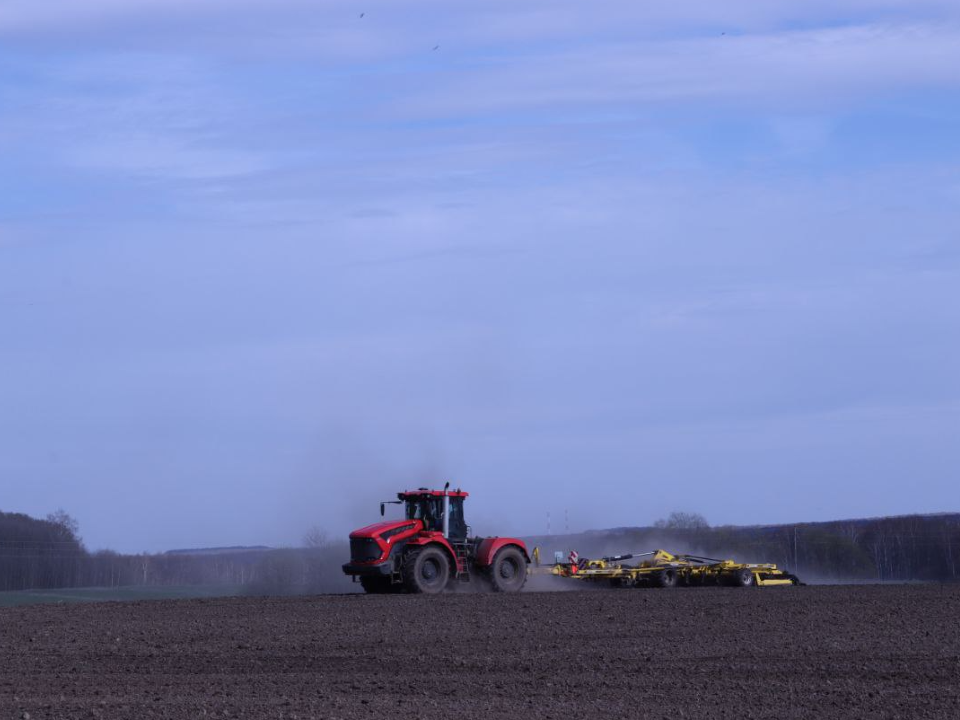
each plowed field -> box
[2,584,959,719]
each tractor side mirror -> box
[380,503,385,517]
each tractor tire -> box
[727,568,755,587]
[401,546,451,594]
[652,569,677,588]
[359,576,395,594]
[487,546,527,593]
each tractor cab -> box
[399,488,469,541]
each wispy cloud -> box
[393,23,960,121]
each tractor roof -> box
[398,488,469,499]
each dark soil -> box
[2,584,959,719]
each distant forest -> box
[0,510,352,594]
[1,509,958,593]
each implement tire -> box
[487,546,527,593]
[402,546,450,595]
[727,568,755,587]
[652,569,677,588]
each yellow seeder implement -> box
[549,549,802,588]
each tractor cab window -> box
[405,497,443,531]
[447,496,467,541]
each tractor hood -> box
[350,519,421,539]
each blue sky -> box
[1,1,959,552]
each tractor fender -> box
[475,537,530,568]
[401,535,459,572]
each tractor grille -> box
[350,538,383,563]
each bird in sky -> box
[360,12,365,18]
[432,45,440,51]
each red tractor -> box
[342,484,529,594]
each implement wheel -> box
[487,546,527,593]
[402,546,451,594]
[652,569,677,588]
[727,568,755,587]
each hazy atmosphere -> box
[2,0,959,553]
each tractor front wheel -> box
[402,546,451,594]
[487,546,527,593]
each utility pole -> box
[794,526,799,574]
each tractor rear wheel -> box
[487,546,527,593]
[402,546,451,594]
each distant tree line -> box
[0,510,352,593]
[530,511,960,582]
[4,508,959,591]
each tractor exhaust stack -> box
[442,481,450,538]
